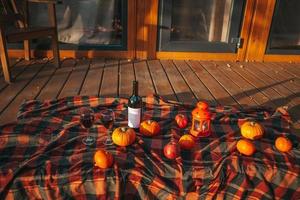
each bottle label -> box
[128,107,141,128]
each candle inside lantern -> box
[190,101,211,137]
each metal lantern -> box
[190,102,211,138]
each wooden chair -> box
[0,0,60,83]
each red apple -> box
[164,142,179,160]
[175,114,188,129]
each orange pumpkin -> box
[94,150,114,169]
[112,127,136,147]
[241,121,264,140]
[275,136,292,153]
[179,134,196,150]
[140,120,161,136]
[236,139,256,156]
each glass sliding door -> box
[158,0,245,52]
[29,0,127,50]
[266,0,300,54]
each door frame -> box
[156,0,255,61]
[136,0,255,60]
[7,0,300,62]
[245,0,300,62]
[157,0,245,53]
[136,0,300,62]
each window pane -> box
[268,0,300,51]
[30,0,124,47]
[170,0,234,43]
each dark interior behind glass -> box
[7,0,127,50]
[267,0,300,54]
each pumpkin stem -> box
[250,121,256,126]
[121,127,127,132]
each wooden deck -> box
[0,58,299,132]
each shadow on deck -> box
[0,58,299,133]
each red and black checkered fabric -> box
[0,95,299,199]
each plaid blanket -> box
[0,95,299,199]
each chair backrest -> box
[0,0,27,28]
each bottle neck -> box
[132,81,139,96]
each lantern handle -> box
[197,102,209,110]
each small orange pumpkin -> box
[275,136,292,153]
[112,127,136,147]
[179,134,196,150]
[241,121,264,140]
[236,139,256,156]
[94,150,114,169]
[140,120,161,136]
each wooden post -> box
[127,0,137,59]
[146,0,158,59]
[136,0,158,60]
[135,0,146,59]
[48,3,60,67]
[10,0,31,60]
[244,0,276,61]
[236,0,256,61]
[23,0,31,60]
[0,30,11,83]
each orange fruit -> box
[236,139,256,156]
[179,134,196,150]
[94,150,114,169]
[275,137,292,153]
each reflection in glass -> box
[201,121,208,132]
[268,0,300,51]
[170,0,234,43]
[193,120,209,132]
[194,120,201,132]
[30,0,123,46]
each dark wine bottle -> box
[128,81,142,129]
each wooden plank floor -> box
[0,59,299,133]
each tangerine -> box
[94,150,114,169]
[236,139,256,156]
[275,137,292,153]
